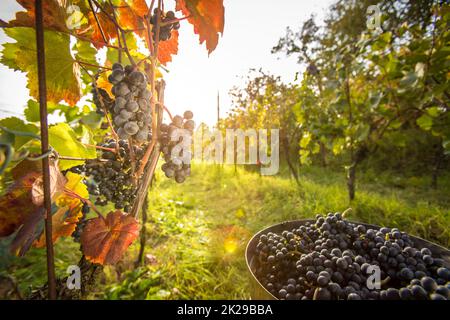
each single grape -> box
[112,63,124,71]
[124,121,140,135]
[183,110,194,120]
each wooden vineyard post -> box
[35,0,57,300]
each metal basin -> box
[245,219,450,300]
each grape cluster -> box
[82,139,144,212]
[150,9,180,41]
[159,111,195,183]
[253,213,450,300]
[108,63,152,142]
[72,203,90,243]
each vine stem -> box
[159,103,174,121]
[58,156,108,162]
[64,189,105,221]
[82,143,116,153]
[76,60,112,70]
[135,0,162,178]
[88,0,108,44]
[131,80,165,218]
[160,15,191,27]
[35,0,56,300]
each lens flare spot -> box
[224,237,238,254]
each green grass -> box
[2,163,450,299]
[93,163,450,299]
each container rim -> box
[245,219,450,300]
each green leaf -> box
[372,32,392,51]
[106,34,144,66]
[368,92,382,109]
[416,114,433,131]
[1,27,81,105]
[443,140,450,156]
[74,40,97,64]
[300,132,312,148]
[356,124,370,142]
[390,132,407,148]
[399,71,419,88]
[299,149,311,165]
[426,107,441,118]
[332,138,345,155]
[0,117,39,149]
[24,99,64,122]
[48,123,96,170]
[80,111,103,130]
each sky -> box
[0,0,334,126]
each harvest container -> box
[245,219,450,300]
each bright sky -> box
[0,0,334,125]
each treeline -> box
[222,0,450,200]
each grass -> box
[2,163,450,299]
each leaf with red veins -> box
[175,0,225,54]
[81,210,139,265]
[158,30,179,65]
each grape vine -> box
[0,0,225,300]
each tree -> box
[273,0,450,200]
[224,70,301,184]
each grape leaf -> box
[96,73,114,98]
[81,210,139,265]
[73,40,98,71]
[5,0,116,49]
[48,123,96,170]
[24,99,63,123]
[158,30,179,65]
[416,114,433,131]
[85,10,118,49]
[124,0,149,17]
[176,0,225,54]
[0,165,87,255]
[1,27,82,106]
[0,171,41,237]
[114,0,146,33]
[6,0,69,32]
[34,172,88,247]
[33,206,79,248]
[0,117,39,150]
[81,111,103,130]
[10,206,45,256]
[31,161,67,206]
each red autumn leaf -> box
[81,210,139,265]
[158,30,179,65]
[34,204,82,248]
[5,0,117,50]
[115,0,146,31]
[0,171,41,237]
[0,159,74,239]
[124,0,149,17]
[85,11,118,49]
[34,172,88,248]
[10,207,45,257]
[6,0,69,32]
[11,159,42,180]
[31,161,67,206]
[175,0,225,54]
